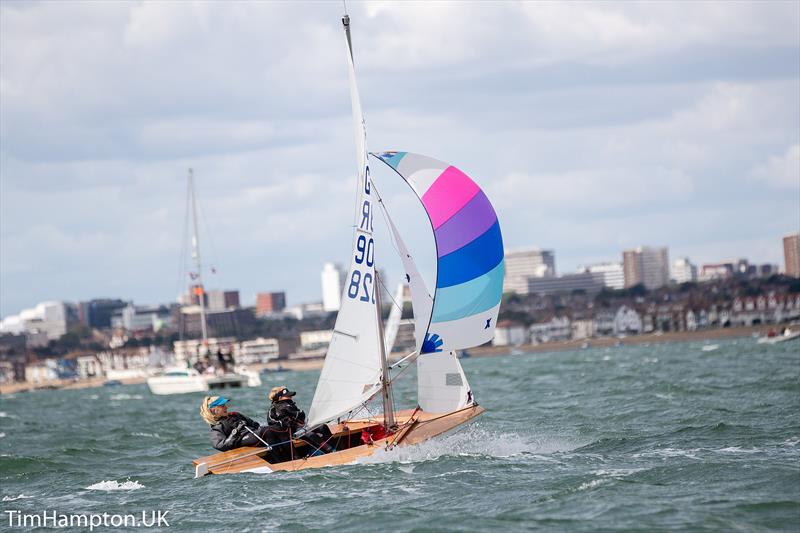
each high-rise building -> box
[577,262,624,290]
[503,248,556,294]
[784,233,800,277]
[256,292,286,316]
[671,257,698,284]
[526,272,606,295]
[623,246,669,289]
[700,263,734,281]
[0,301,69,340]
[78,299,127,329]
[207,290,240,311]
[321,263,346,312]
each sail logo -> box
[421,333,444,353]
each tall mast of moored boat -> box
[188,168,209,344]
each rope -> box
[376,269,402,313]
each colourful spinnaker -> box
[375,151,504,354]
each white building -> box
[111,304,172,332]
[237,337,280,364]
[526,272,606,296]
[0,301,68,340]
[671,257,698,284]
[493,321,527,346]
[284,302,327,320]
[25,360,59,383]
[529,317,571,343]
[300,330,334,351]
[173,337,237,363]
[503,248,556,294]
[577,262,625,290]
[613,306,643,335]
[572,319,595,340]
[623,246,670,289]
[321,263,346,312]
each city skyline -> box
[1,237,792,323]
[2,2,799,316]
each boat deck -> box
[193,405,484,476]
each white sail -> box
[384,282,405,353]
[383,212,432,354]
[307,18,382,427]
[380,204,473,412]
[417,351,473,413]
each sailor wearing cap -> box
[200,396,266,452]
[267,386,304,430]
[267,386,335,455]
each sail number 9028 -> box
[348,236,375,303]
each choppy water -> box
[1,338,798,531]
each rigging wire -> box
[175,177,191,303]
[195,178,223,284]
[376,268,402,314]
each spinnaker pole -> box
[374,269,396,429]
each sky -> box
[1,0,799,316]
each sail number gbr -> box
[348,235,375,303]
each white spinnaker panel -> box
[307,25,382,428]
[384,212,433,353]
[417,351,473,413]
[384,282,405,353]
[372,151,504,354]
[381,204,473,412]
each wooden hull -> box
[193,405,485,477]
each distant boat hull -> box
[147,373,209,395]
[147,368,261,395]
[758,331,800,345]
[192,405,485,477]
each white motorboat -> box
[147,366,261,395]
[147,367,208,395]
[757,328,800,345]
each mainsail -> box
[307,17,383,428]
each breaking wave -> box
[85,480,144,491]
[2,494,32,501]
[109,394,144,401]
[355,425,577,466]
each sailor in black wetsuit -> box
[200,396,285,458]
[267,386,333,454]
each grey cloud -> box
[1,1,798,315]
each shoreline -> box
[0,324,778,394]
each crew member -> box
[268,386,334,454]
[200,396,285,458]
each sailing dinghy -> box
[193,13,503,477]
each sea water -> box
[0,339,798,531]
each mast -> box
[342,13,353,59]
[188,168,209,345]
[374,269,395,428]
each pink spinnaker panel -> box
[421,166,480,230]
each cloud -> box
[750,144,800,189]
[1,1,798,315]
